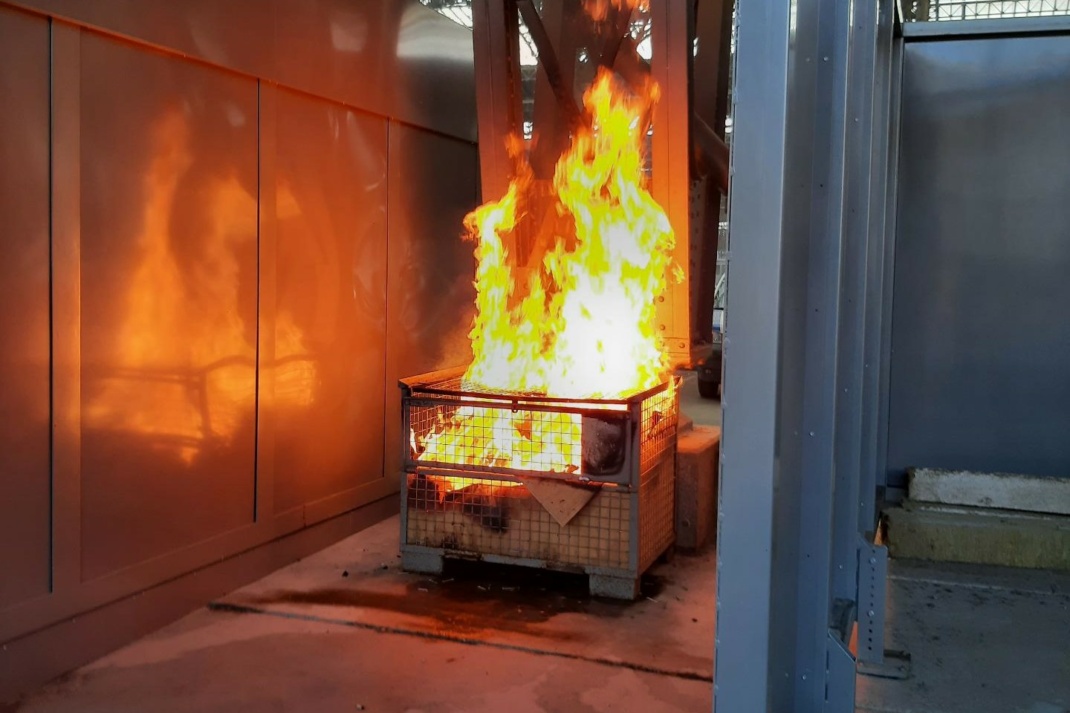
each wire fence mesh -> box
[401,375,678,574]
[405,377,677,482]
[904,0,1070,21]
[405,473,632,569]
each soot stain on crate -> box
[408,474,511,533]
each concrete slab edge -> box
[884,503,1070,571]
[908,468,1070,516]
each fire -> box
[415,403,581,474]
[414,68,677,478]
[465,69,676,399]
[583,0,648,22]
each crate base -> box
[400,550,445,575]
[588,573,641,600]
[399,544,674,602]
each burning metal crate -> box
[398,367,678,600]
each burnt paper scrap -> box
[524,477,599,526]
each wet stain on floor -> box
[235,559,668,641]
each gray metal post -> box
[718,0,895,709]
[714,0,789,708]
[874,10,904,497]
[860,0,900,530]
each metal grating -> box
[408,401,588,476]
[640,387,678,476]
[403,375,677,483]
[904,0,1070,21]
[638,456,676,570]
[405,473,632,569]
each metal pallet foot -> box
[589,573,640,600]
[401,550,445,575]
[857,649,912,680]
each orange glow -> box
[583,0,647,22]
[84,109,315,463]
[419,404,581,473]
[414,69,677,478]
[465,69,676,399]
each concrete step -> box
[908,467,1070,516]
[884,501,1070,571]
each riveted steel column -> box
[714,0,788,707]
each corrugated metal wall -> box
[0,0,478,699]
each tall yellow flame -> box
[415,69,677,478]
[463,68,676,400]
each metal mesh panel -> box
[405,473,631,569]
[409,401,586,475]
[638,456,676,570]
[405,377,676,481]
[639,385,679,476]
[904,0,1070,21]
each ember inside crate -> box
[398,367,678,599]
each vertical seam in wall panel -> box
[382,119,392,482]
[879,41,906,489]
[253,80,262,523]
[48,19,82,594]
[47,14,55,593]
[255,83,277,524]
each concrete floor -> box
[14,515,716,713]
[856,560,1070,713]
[677,371,722,429]
[11,377,1070,712]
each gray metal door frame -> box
[716,0,900,709]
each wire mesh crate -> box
[398,367,678,599]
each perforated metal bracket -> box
[857,538,887,664]
[855,538,911,679]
